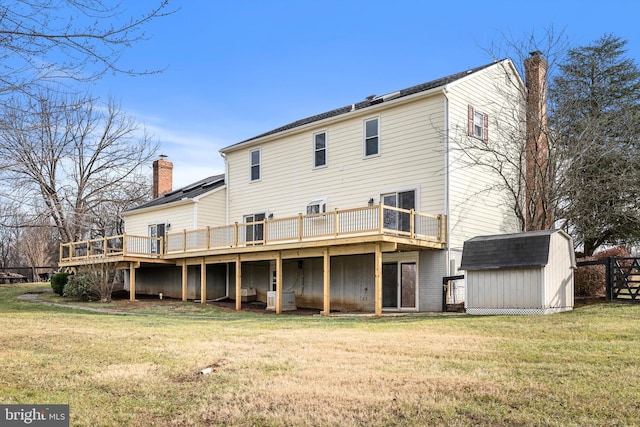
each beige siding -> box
[446,63,523,250]
[123,188,225,237]
[225,95,446,221]
[123,202,195,236]
[195,188,226,228]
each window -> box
[364,117,379,157]
[148,223,166,254]
[381,190,416,233]
[244,213,265,244]
[250,148,261,181]
[313,131,327,168]
[306,199,327,215]
[468,105,488,142]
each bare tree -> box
[454,27,570,231]
[0,92,157,242]
[0,0,172,96]
[0,204,24,268]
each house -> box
[60,56,536,315]
[460,230,575,315]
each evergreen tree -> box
[551,35,640,255]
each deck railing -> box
[60,235,163,263]
[60,204,444,263]
[165,204,443,254]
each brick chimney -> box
[524,51,551,230]
[152,155,173,198]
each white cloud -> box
[132,115,230,189]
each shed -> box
[460,230,575,315]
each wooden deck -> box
[59,204,446,267]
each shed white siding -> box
[466,267,544,313]
[463,230,575,315]
[544,231,575,309]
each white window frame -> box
[148,222,167,254]
[468,105,488,142]
[313,131,327,168]
[249,148,261,182]
[243,211,267,243]
[363,117,380,158]
[306,198,327,215]
[473,111,484,139]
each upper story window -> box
[468,105,488,142]
[364,117,379,157]
[250,148,261,181]
[314,131,327,168]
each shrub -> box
[50,272,70,296]
[575,246,632,297]
[574,257,605,297]
[63,272,100,301]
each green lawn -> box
[1,283,639,426]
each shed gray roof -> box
[124,174,225,212]
[222,60,503,151]
[459,230,563,270]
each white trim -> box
[312,130,328,169]
[249,147,261,182]
[121,199,194,216]
[466,307,573,316]
[377,185,420,209]
[381,251,420,312]
[306,197,328,215]
[363,116,380,158]
[219,60,518,154]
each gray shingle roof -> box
[223,60,501,150]
[459,230,561,270]
[125,174,225,212]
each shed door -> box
[382,262,417,310]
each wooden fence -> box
[576,257,640,302]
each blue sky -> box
[93,0,640,188]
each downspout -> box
[221,152,230,298]
[442,87,451,275]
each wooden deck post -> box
[322,247,331,316]
[183,229,187,252]
[200,258,207,303]
[129,262,136,301]
[181,261,187,302]
[275,252,282,314]
[375,242,382,317]
[235,254,242,311]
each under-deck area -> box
[59,204,446,316]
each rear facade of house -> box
[62,59,525,314]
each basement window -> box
[306,199,327,215]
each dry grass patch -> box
[1,283,640,426]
